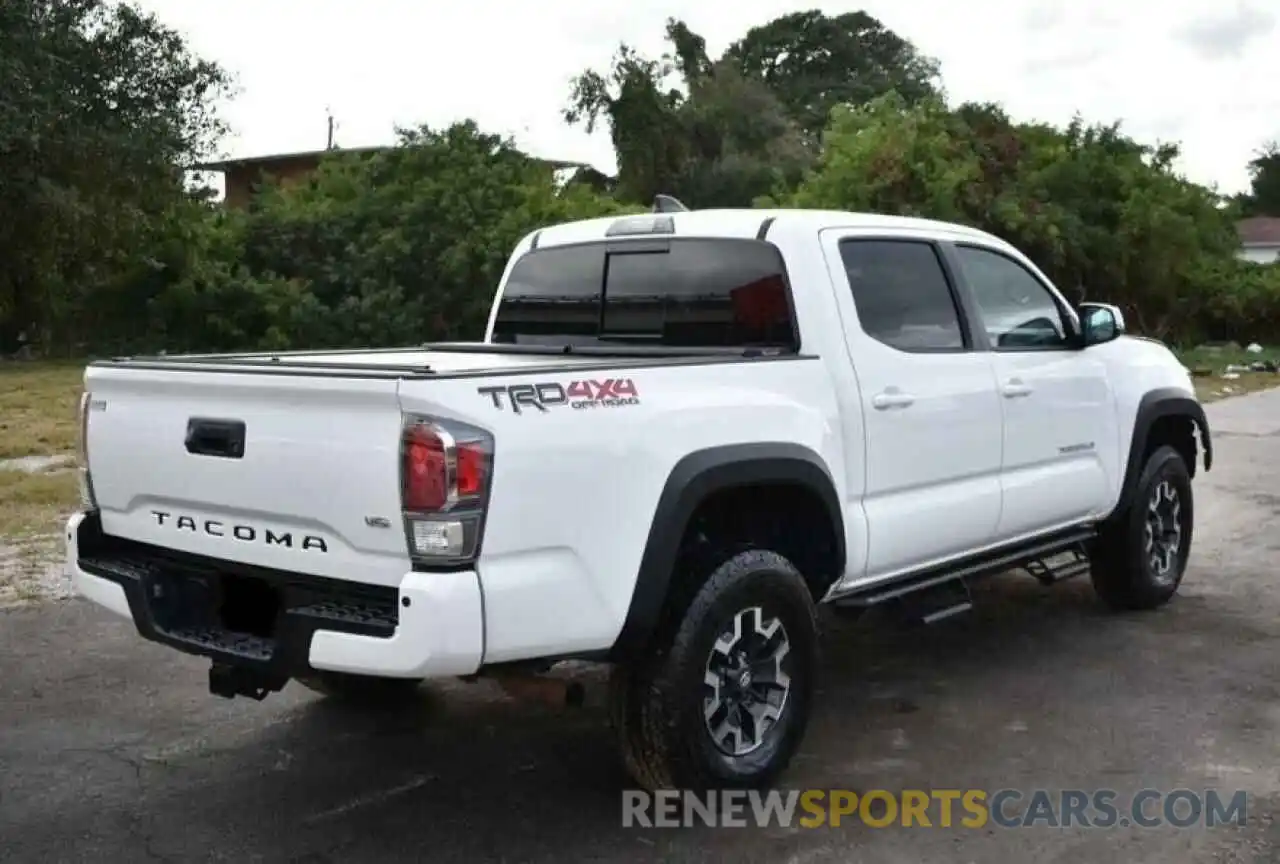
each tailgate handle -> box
[185,418,246,459]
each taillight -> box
[77,390,97,510]
[403,424,448,511]
[400,414,493,565]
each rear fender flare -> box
[607,442,845,659]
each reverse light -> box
[410,520,466,556]
[400,414,493,566]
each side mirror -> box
[1079,302,1124,346]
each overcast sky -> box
[135,0,1277,195]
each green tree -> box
[674,58,814,208]
[565,12,936,209]
[769,92,1239,343]
[724,9,942,139]
[564,42,688,205]
[1237,141,1280,216]
[564,18,817,208]
[203,122,634,352]
[0,0,231,354]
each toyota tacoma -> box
[65,203,1211,791]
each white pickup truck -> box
[66,204,1211,792]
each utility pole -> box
[326,107,335,150]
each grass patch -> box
[1172,343,1280,403]
[1192,374,1280,403]
[0,469,80,539]
[0,361,86,459]
[1176,343,1280,371]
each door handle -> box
[1002,378,1032,398]
[872,389,915,410]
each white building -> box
[1237,217,1280,264]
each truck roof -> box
[528,207,1011,253]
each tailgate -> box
[83,365,411,587]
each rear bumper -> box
[64,511,484,680]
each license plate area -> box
[147,571,282,662]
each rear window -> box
[489,238,798,350]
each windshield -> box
[489,238,798,351]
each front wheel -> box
[1091,444,1194,610]
[608,548,820,791]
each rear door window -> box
[838,239,968,352]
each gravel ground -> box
[1,391,1278,862]
[0,534,70,606]
[0,454,76,605]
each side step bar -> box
[832,526,1097,615]
[1026,547,1091,585]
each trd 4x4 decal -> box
[477,378,640,414]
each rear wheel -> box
[608,548,819,791]
[293,670,424,705]
[1091,444,1193,610]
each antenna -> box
[652,194,689,213]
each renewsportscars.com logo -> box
[478,378,640,414]
[620,788,1250,830]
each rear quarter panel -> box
[403,357,845,662]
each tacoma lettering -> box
[149,510,328,552]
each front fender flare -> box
[1110,387,1212,522]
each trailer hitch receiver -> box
[209,662,287,701]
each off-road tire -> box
[1091,444,1194,610]
[293,670,424,705]
[607,548,819,791]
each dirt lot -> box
[1,386,1279,862]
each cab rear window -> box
[489,238,798,350]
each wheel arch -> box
[607,442,846,660]
[1109,387,1212,524]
